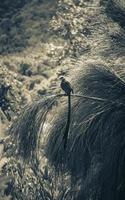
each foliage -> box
[105,0,125,28]
[1,0,125,200]
[0,0,57,54]
[0,0,26,18]
[1,158,53,200]
[9,64,125,200]
[19,63,32,76]
[45,65,125,200]
[10,96,59,162]
[0,175,12,200]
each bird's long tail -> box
[63,94,71,149]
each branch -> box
[41,93,125,106]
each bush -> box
[14,16,23,27]
[29,81,36,90]
[19,63,31,76]
[105,0,125,28]
[37,88,47,95]
[0,34,8,45]
[0,18,12,31]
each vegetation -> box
[1,0,125,200]
[19,63,32,76]
[6,65,125,200]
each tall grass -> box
[10,96,58,163]
[10,64,125,200]
[45,65,125,200]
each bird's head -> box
[59,76,65,81]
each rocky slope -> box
[1,0,125,199]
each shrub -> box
[0,34,8,45]
[0,18,12,31]
[37,88,47,95]
[29,81,36,90]
[19,63,31,76]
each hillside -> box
[1,0,125,199]
[1,0,124,105]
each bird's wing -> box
[61,80,73,94]
[65,81,72,90]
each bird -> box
[60,77,74,95]
[60,77,74,149]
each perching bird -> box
[60,77,74,149]
[60,77,74,95]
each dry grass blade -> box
[9,64,125,199]
[45,65,125,199]
[10,96,58,163]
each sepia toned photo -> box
[0,0,125,199]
